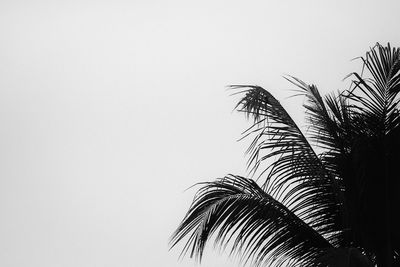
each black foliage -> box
[170,43,400,267]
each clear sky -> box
[1,0,399,266]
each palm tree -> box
[170,43,400,267]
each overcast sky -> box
[1,1,400,267]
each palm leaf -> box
[284,76,353,156]
[231,85,344,245]
[170,175,333,267]
[347,43,400,134]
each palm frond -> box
[285,76,353,156]
[230,85,344,245]
[347,43,400,134]
[282,78,359,217]
[170,175,333,267]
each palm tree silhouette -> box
[170,43,400,267]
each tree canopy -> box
[170,43,400,267]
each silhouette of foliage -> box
[170,43,400,267]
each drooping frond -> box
[230,85,344,245]
[170,175,333,267]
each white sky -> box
[1,0,399,266]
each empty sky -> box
[1,0,399,266]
